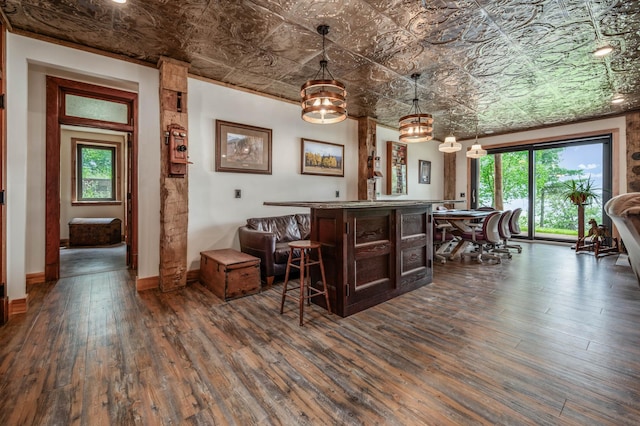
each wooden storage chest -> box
[68,217,122,246]
[200,249,261,301]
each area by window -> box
[471,134,612,242]
[71,139,122,205]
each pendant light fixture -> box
[399,73,433,143]
[439,110,461,153]
[300,25,347,124]
[466,119,487,159]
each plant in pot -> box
[561,176,600,205]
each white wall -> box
[454,117,628,208]
[7,33,160,300]
[59,129,126,239]
[375,125,444,201]
[187,78,359,270]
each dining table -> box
[432,209,497,260]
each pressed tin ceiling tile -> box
[3,0,639,140]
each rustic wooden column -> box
[158,57,189,292]
[443,153,456,209]
[494,153,503,210]
[358,117,377,200]
[626,112,640,193]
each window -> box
[472,135,612,242]
[72,139,122,204]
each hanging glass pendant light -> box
[301,25,347,124]
[466,119,487,159]
[399,73,433,143]
[439,110,461,153]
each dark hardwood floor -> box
[59,243,127,278]
[1,242,639,425]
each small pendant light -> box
[399,73,433,143]
[300,25,347,124]
[439,110,461,153]
[466,119,487,159]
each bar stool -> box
[280,240,331,326]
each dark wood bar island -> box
[264,200,443,317]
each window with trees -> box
[473,135,612,242]
[72,140,121,204]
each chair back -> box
[509,208,522,235]
[498,210,512,240]
[483,212,502,244]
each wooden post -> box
[627,112,640,192]
[158,57,189,292]
[494,153,503,210]
[443,152,456,209]
[358,117,377,200]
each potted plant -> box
[561,177,600,205]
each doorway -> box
[46,77,138,281]
[58,127,129,278]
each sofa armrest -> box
[239,226,277,279]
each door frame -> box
[45,76,138,281]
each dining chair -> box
[506,208,523,253]
[458,211,502,263]
[492,210,514,259]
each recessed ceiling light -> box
[594,46,614,57]
[112,0,126,3]
[611,97,625,104]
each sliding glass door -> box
[474,135,612,242]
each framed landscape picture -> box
[419,160,431,184]
[215,120,272,174]
[301,138,344,177]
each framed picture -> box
[419,160,431,184]
[301,138,344,177]
[386,141,407,195]
[215,120,272,174]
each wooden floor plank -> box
[1,242,639,424]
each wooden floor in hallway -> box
[0,242,639,425]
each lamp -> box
[399,73,433,143]
[439,110,461,153]
[301,25,347,124]
[593,45,614,57]
[439,135,461,153]
[466,119,487,159]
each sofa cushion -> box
[247,214,301,243]
[295,214,311,240]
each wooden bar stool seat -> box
[280,240,332,326]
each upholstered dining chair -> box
[458,211,502,263]
[506,208,523,253]
[433,219,456,263]
[492,210,513,259]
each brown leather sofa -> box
[605,192,640,286]
[238,213,310,286]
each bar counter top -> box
[264,200,455,209]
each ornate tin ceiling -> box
[2,0,639,139]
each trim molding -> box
[9,296,28,316]
[187,269,200,283]
[136,276,159,292]
[26,272,46,287]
